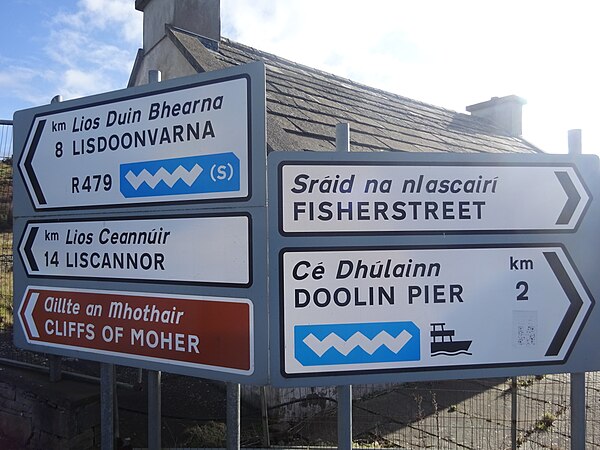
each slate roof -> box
[155,26,542,154]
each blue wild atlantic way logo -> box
[295,321,420,366]
[120,152,240,198]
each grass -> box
[0,271,13,329]
[182,422,226,447]
[0,231,13,329]
[0,160,11,183]
[534,412,556,431]
[0,231,11,254]
[0,162,12,230]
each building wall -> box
[131,36,197,86]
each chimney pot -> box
[466,95,526,137]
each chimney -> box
[135,0,220,51]
[466,95,526,137]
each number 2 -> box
[516,281,529,301]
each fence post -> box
[260,385,271,447]
[511,377,518,450]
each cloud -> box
[59,69,115,100]
[0,0,142,118]
[45,28,133,74]
[45,0,142,101]
[221,0,600,153]
[54,0,142,45]
[0,65,55,108]
[3,0,598,153]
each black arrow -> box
[23,226,39,272]
[23,119,47,206]
[555,171,580,225]
[544,251,583,356]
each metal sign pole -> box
[146,69,162,450]
[70,82,112,449]
[48,93,63,384]
[337,385,353,450]
[226,382,241,450]
[100,363,115,450]
[148,370,161,450]
[335,122,353,450]
[571,373,585,449]
[569,128,586,450]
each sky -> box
[1,0,599,154]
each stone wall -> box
[0,365,100,449]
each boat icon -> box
[430,322,472,357]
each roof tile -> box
[166,30,542,154]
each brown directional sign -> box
[19,286,253,374]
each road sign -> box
[11,62,269,383]
[269,151,600,386]
[19,286,253,374]
[279,245,593,378]
[17,214,250,285]
[15,62,265,210]
[275,157,591,234]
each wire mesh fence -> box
[0,120,13,337]
[2,117,600,448]
[244,375,600,449]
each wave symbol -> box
[124,164,203,190]
[432,350,472,357]
[303,330,413,357]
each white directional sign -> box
[278,162,590,233]
[11,63,269,383]
[18,71,253,209]
[19,215,250,285]
[280,245,593,377]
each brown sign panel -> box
[19,286,253,374]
